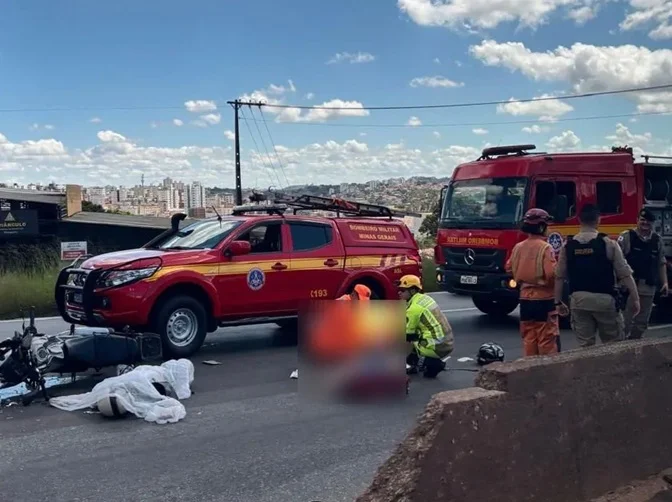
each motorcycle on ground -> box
[0,306,163,406]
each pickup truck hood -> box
[80,248,207,270]
[80,249,166,269]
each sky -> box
[1,0,672,189]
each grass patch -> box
[0,265,65,320]
[0,256,441,321]
[421,256,438,293]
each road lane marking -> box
[647,323,672,330]
[0,316,63,324]
[441,307,478,313]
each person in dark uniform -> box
[618,208,669,339]
[555,204,639,347]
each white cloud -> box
[547,130,581,150]
[0,129,485,186]
[173,119,184,127]
[97,130,127,143]
[224,130,236,141]
[266,80,297,95]
[605,122,652,150]
[89,117,102,124]
[184,100,218,113]
[192,113,222,128]
[407,116,423,127]
[273,99,370,124]
[469,39,672,113]
[472,128,489,135]
[409,76,464,88]
[29,123,54,131]
[397,0,606,31]
[305,92,315,100]
[3,126,671,188]
[496,95,574,121]
[327,52,376,64]
[433,131,441,138]
[434,57,441,64]
[568,5,597,24]
[150,122,159,129]
[522,124,550,134]
[620,0,672,40]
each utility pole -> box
[227,100,243,205]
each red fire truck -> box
[434,144,672,318]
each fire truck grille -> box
[442,247,506,272]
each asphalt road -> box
[1,293,670,502]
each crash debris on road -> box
[49,359,195,424]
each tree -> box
[419,201,440,238]
[82,200,106,212]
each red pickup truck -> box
[55,194,422,358]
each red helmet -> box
[523,208,552,225]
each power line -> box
[238,108,279,188]
[236,110,672,129]
[257,107,291,187]
[2,84,671,114]
[239,83,672,111]
[245,106,284,188]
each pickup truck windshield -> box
[441,177,527,228]
[155,219,242,250]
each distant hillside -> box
[209,176,449,213]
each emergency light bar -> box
[231,204,288,216]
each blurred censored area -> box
[298,300,407,404]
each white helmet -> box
[97,395,128,418]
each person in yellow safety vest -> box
[398,274,454,378]
[337,284,372,301]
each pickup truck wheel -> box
[472,295,519,317]
[153,295,208,359]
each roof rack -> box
[479,144,537,160]
[272,193,422,219]
[642,154,672,164]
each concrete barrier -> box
[357,338,672,502]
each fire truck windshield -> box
[441,177,527,229]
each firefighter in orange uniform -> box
[337,284,372,301]
[293,284,373,378]
[505,208,560,356]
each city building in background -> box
[1,176,439,236]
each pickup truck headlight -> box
[97,267,158,288]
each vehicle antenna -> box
[211,205,222,226]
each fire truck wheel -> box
[153,295,208,359]
[472,295,519,317]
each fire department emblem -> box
[247,268,266,291]
[547,232,564,254]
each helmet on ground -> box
[476,342,505,366]
[398,275,422,290]
[523,208,552,225]
[97,395,128,418]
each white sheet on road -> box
[48,359,195,424]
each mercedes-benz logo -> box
[464,248,476,265]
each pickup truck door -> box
[216,220,294,317]
[286,220,347,307]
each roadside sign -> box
[61,241,88,261]
[0,210,39,238]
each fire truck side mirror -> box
[555,195,568,224]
